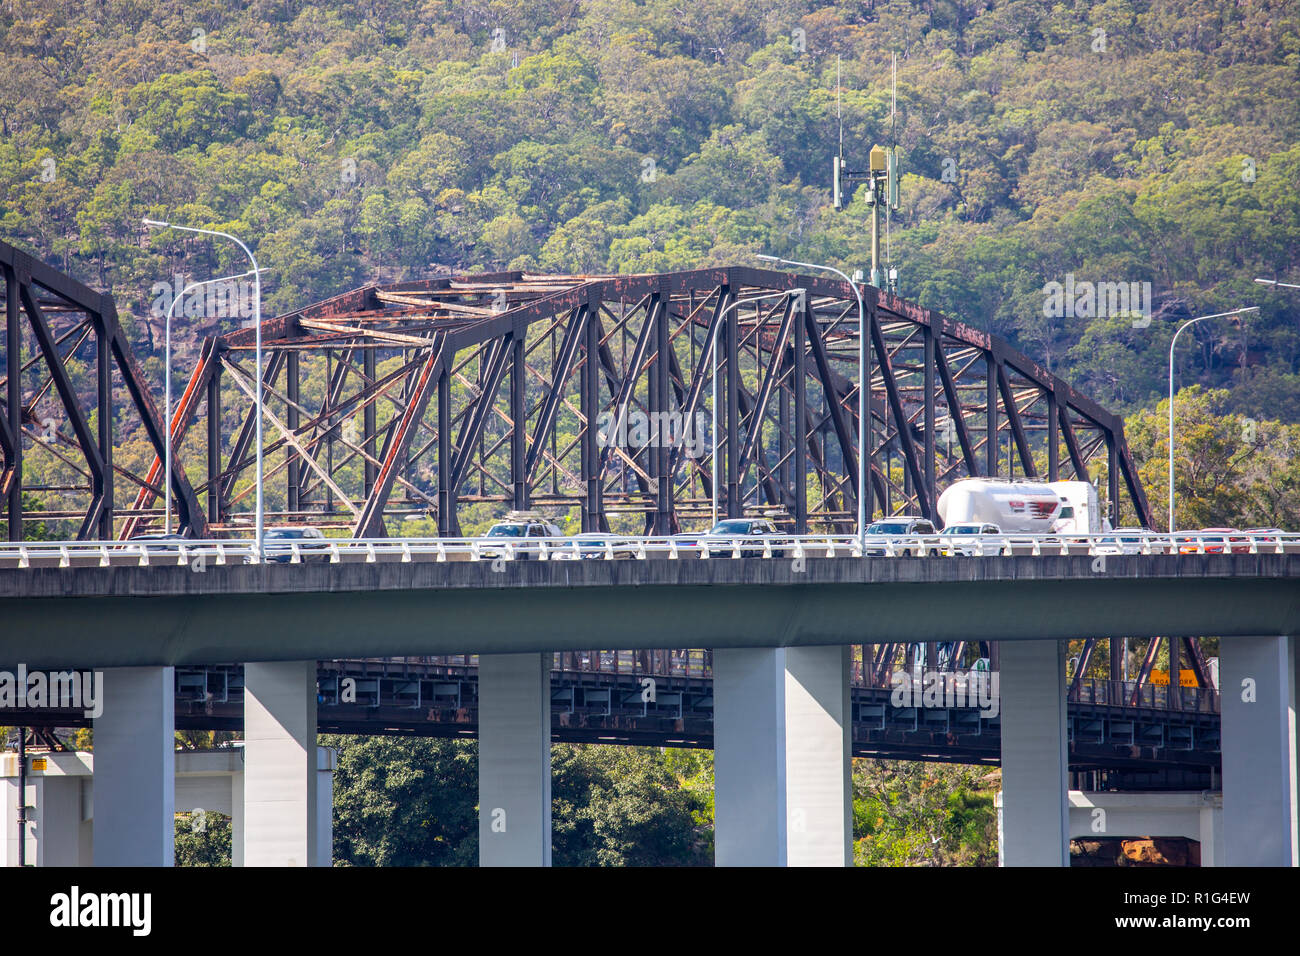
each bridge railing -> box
[354,651,1217,714]
[2,532,1298,569]
[1069,677,1220,714]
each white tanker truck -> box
[936,478,1104,534]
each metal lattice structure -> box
[0,249,1153,540]
[1,239,202,541]
[126,266,1151,539]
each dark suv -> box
[702,517,789,557]
[261,526,332,563]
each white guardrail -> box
[0,532,1298,570]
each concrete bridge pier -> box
[1065,791,1223,865]
[243,660,323,866]
[1220,635,1298,866]
[998,639,1070,866]
[478,652,552,866]
[713,645,852,866]
[93,666,175,866]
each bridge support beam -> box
[998,640,1069,866]
[1220,635,1298,866]
[93,666,175,866]
[243,660,320,867]
[713,645,852,866]
[1067,791,1222,866]
[478,653,552,866]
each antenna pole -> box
[837,55,843,157]
[871,190,881,288]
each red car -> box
[1176,528,1251,554]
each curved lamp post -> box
[758,254,869,549]
[1167,307,1257,533]
[144,219,264,556]
[161,270,255,534]
[1253,277,1300,290]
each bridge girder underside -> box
[117,266,1152,541]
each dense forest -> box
[2,0,1298,423]
[3,0,1298,865]
[168,736,999,867]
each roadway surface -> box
[1,552,1297,668]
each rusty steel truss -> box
[1,250,1153,540]
[133,266,1151,538]
[1,239,202,540]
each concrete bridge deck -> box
[1,553,1296,668]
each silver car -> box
[863,517,943,556]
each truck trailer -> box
[936,478,1105,534]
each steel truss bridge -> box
[4,648,1222,791]
[3,239,1210,782]
[2,239,1151,541]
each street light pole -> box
[708,290,802,526]
[1253,277,1300,290]
[144,219,264,556]
[758,254,870,549]
[1167,307,1258,533]
[162,270,255,535]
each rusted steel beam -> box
[355,336,447,537]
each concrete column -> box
[478,653,551,866]
[33,776,83,866]
[93,666,175,866]
[1220,635,1298,866]
[1199,798,1223,868]
[244,661,318,867]
[0,755,25,867]
[998,640,1069,866]
[315,746,335,867]
[231,769,244,868]
[713,645,852,866]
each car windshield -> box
[265,529,306,540]
[487,524,524,537]
[945,526,979,535]
[867,522,910,535]
[709,520,751,534]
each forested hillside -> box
[3,0,1298,423]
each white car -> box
[480,512,565,560]
[552,533,637,560]
[1094,529,1162,555]
[939,522,1005,556]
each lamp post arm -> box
[144,218,264,554]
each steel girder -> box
[1,238,204,541]
[114,265,1151,539]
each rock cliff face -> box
[1071,837,1200,867]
